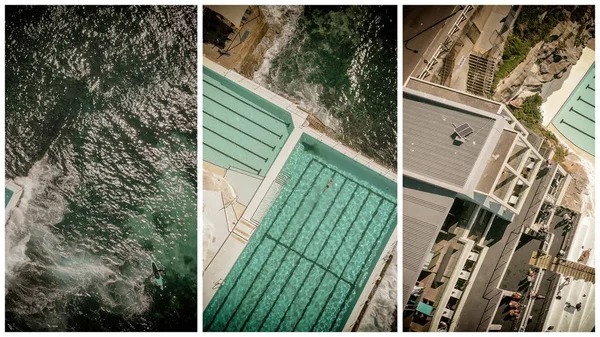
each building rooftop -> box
[402,177,456,308]
[403,88,506,195]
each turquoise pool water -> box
[203,133,397,331]
[551,63,595,156]
[203,67,294,176]
[5,188,14,208]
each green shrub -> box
[492,6,575,94]
[553,144,568,162]
[512,94,543,128]
[503,36,528,60]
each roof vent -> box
[453,123,474,143]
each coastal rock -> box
[560,153,593,215]
[493,11,594,103]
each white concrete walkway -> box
[543,216,595,331]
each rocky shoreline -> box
[494,15,595,103]
[493,8,595,217]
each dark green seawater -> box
[255,5,397,168]
[5,6,197,331]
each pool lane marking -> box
[347,204,397,286]
[203,79,292,127]
[313,158,397,205]
[276,170,338,247]
[299,197,385,332]
[220,163,326,331]
[203,143,261,175]
[326,205,397,332]
[569,106,595,123]
[203,94,283,138]
[204,126,269,162]
[559,118,595,139]
[203,110,277,150]
[287,173,348,255]
[586,84,594,91]
[576,97,595,109]
[259,181,359,330]
[207,158,397,331]
[264,233,351,283]
[221,237,289,332]
[274,189,370,332]
[205,160,320,331]
[305,197,386,332]
[237,241,305,331]
[254,178,360,332]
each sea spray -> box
[357,248,398,332]
[6,156,78,284]
[577,156,595,217]
[253,6,303,85]
[5,156,152,330]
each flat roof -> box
[402,177,455,308]
[403,89,506,194]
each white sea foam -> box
[357,247,397,332]
[6,157,73,284]
[5,154,151,327]
[252,6,342,133]
[253,5,303,85]
[577,156,595,217]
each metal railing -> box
[419,5,475,80]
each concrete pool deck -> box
[202,56,397,331]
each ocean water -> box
[254,5,398,168]
[5,6,197,331]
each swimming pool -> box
[203,134,397,331]
[203,67,294,176]
[5,188,14,208]
[551,63,595,156]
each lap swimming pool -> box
[5,188,14,208]
[551,63,595,156]
[203,67,293,176]
[203,133,397,331]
